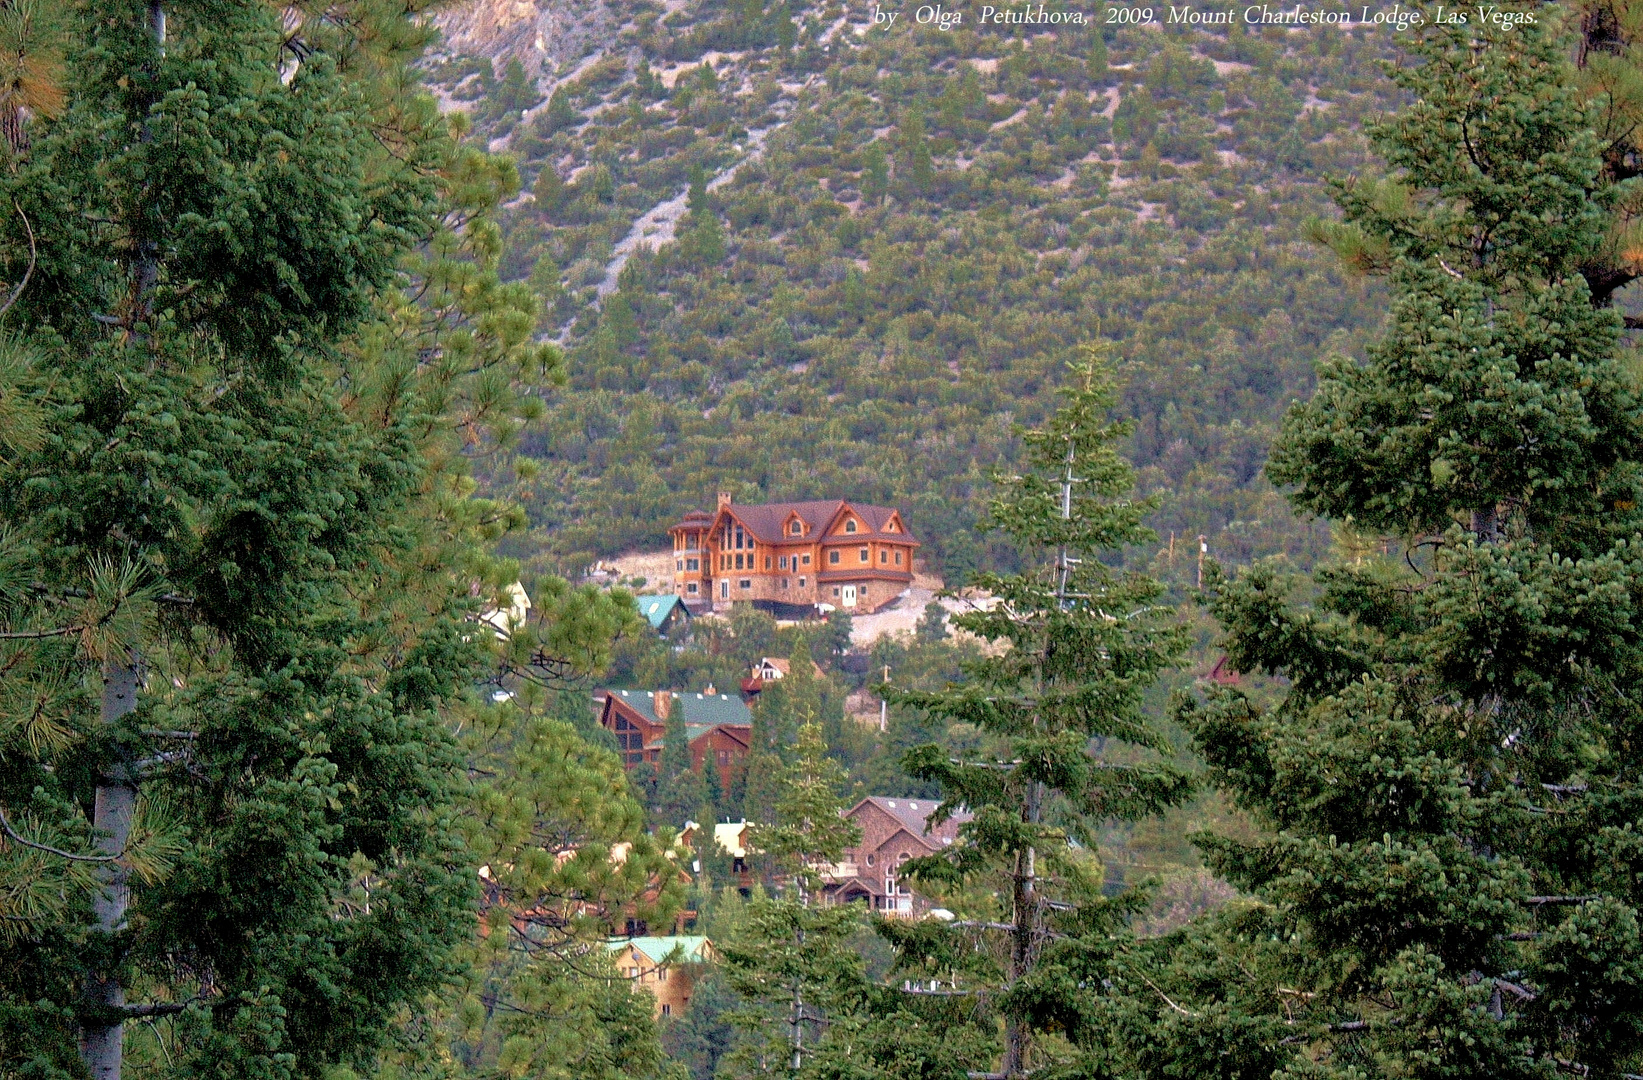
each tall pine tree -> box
[882,343,1191,1078]
[1112,11,1643,1080]
[0,0,556,1076]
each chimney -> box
[704,682,717,696]
[655,690,671,721]
[717,491,732,510]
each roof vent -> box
[887,800,897,808]
[909,802,918,810]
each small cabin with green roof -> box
[606,935,716,1017]
[634,594,691,636]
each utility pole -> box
[879,665,889,732]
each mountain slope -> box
[423,2,1404,583]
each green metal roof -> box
[606,690,751,729]
[606,935,713,966]
[634,594,689,630]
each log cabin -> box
[668,493,919,617]
[597,688,753,791]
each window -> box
[880,550,887,563]
[717,750,730,765]
[829,550,840,565]
[895,551,902,565]
[658,968,668,982]
[687,582,698,595]
[676,559,683,570]
[781,578,789,589]
[798,577,806,587]
[740,579,751,590]
[721,581,728,598]
[738,554,747,569]
[735,527,744,548]
[791,520,802,535]
[859,547,869,562]
[687,558,698,571]
[802,554,811,565]
[765,555,772,569]
[779,555,787,569]
[860,584,868,597]
[845,519,857,534]
[833,587,840,597]
[865,853,875,867]
[661,1004,671,1016]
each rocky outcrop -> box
[433,0,616,76]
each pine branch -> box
[0,805,121,863]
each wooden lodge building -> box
[668,493,919,617]
[597,688,753,791]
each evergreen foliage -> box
[1117,11,1643,1080]
[720,722,864,1077]
[0,0,578,1076]
[882,342,1191,1077]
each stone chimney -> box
[717,491,732,510]
[654,690,671,721]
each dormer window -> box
[845,520,857,534]
[790,520,802,535]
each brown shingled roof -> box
[851,796,970,847]
[673,499,918,545]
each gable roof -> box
[606,935,714,966]
[671,500,919,546]
[606,689,752,728]
[848,796,970,848]
[635,594,689,630]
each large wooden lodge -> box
[668,494,918,617]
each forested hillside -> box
[425,0,1402,582]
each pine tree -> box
[1117,13,1643,1080]
[720,723,863,1077]
[881,342,1191,1078]
[655,699,710,829]
[432,705,686,1080]
[0,0,557,1076]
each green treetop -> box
[0,0,567,1077]
[1117,12,1643,1080]
[721,722,863,1077]
[1275,2,1643,551]
[882,341,1192,1078]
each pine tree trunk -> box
[1472,503,1498,543]
[81,5,164,1074]
[1003,780,1044,1078]
[79,655,142,1080]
